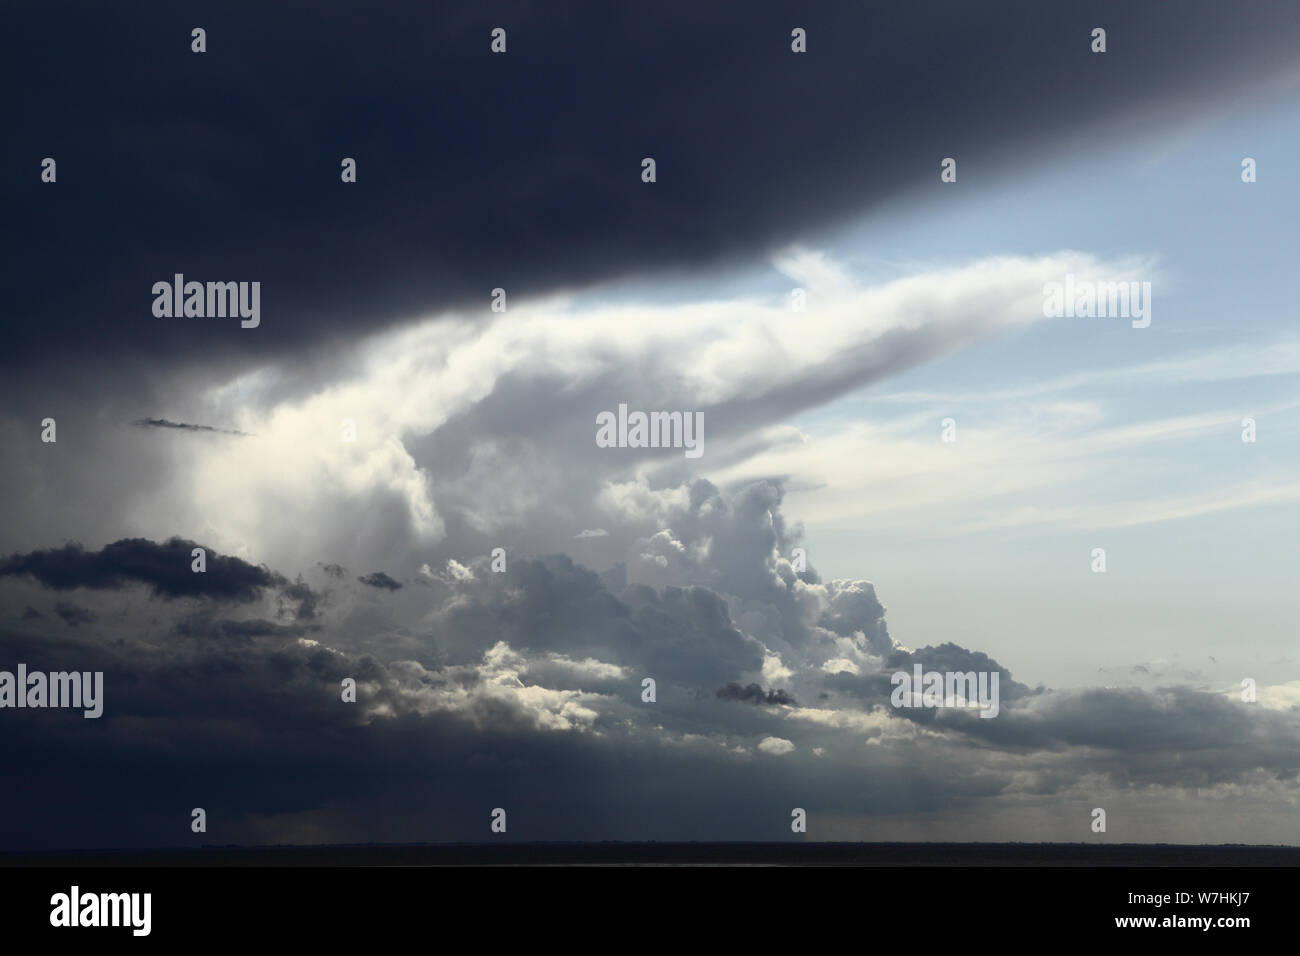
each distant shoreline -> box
[5,842,1299,867]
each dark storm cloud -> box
[132,417,248,436]
[0,537,281,601]
[357,571,402,591]
[5,0,1298,369]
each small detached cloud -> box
[357,571,402,591]
[132,417,248,436]
[717,683,797,707]
[757,736,796,756]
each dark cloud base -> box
[4,1,1297,372]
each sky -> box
[2,0,1300,851]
